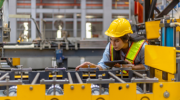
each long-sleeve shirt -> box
[97,42,148,70]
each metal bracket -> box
[11,68,32,72]
[40,79,69,84]
[79,68,99,72]
[11,66,32,81]
[131,77,159,83]
[3,27,11,32]
[45,67,66,72]
[86,75,115,95]
[112,67,132,71]
[0,76,22,96]
[86,75,115,84]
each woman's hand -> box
[75,62,97,71]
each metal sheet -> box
[153,82,180,99]
[155,69,175,82]
[68,57,80,68]
[46,95,64,100]
[12,58,20,66]
[92,95,109,100]
[145,21,160,39]
[80,40,107,49]
[109,83,137,100]
[20,57,52,69]
[145,45,176,74]
[17,84,45,100]
[137,94,154,100]
[0,96,17,100]
[63,84,91,100]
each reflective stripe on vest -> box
[109,40,145,63]
[125,40,145,64]
[110,44,114,61]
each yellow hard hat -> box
[105,18,133,37]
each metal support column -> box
[73,6,77,37]
[129,0,135,24]
[103,0,112,38]
[39,6,43,34]
[81,0,86,39]
[31,0,36,41]
[9,0,17,43]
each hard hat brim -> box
[105,30,133,37]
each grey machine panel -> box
[20,57,52,69]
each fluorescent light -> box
[56,15,64,18]
[57,30,61,38]
[57,25,62,38]
[76,14,81,16]
[117,16,126,18]
[86,15,94,18]
[86,23,92,38]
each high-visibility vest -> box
[109,40,145,73]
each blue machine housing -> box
[162,27,174,47]
[56,49,64,63]
[161,19,176,47]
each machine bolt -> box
[6,76,9,79]
[98,75,102,79]
[71,85,74,90]
[53,75,56,80]
[6,76,9,82]
[160,84,163,88]
[164,91,170,98]
[65,78,68,81]
[87,78,90,81]
[29,86,33,90]
[81,85,85,89]
[18,79,21,82]
[142,74,147,79]
[110,78,113,80]
[132,77,135,80]
[126,84,129,88]
[40,79,45,83]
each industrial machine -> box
[0,0,180,100]
[0,55,179,100]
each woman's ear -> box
[125,40,128,43]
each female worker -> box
[76,18,148,71]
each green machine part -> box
[0,0,4,9]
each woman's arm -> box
[75,62,103,71]
[76,43,111,71]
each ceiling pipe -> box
[17,3,129,7]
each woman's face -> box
[110,37,126,51]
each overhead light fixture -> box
[57,25,62,38]
[76,14,81,16]
[117,16,126,18]
[86,15,94,19]
[86,22,92,38]
[23,22,29,41]
[56,15,64,18]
